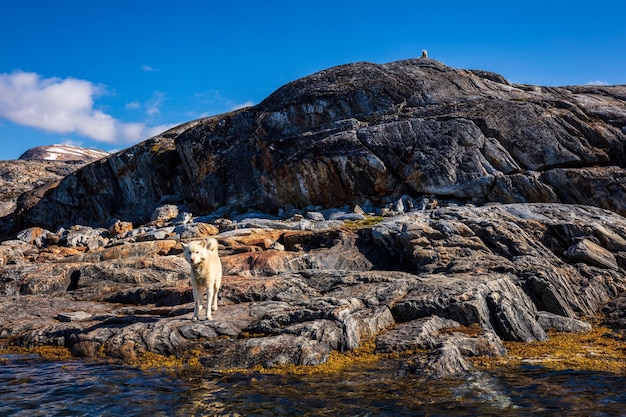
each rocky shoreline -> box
[2,200,625,378]
[2,57,626,377]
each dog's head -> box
[181,240,207,266]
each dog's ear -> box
[181,242,188,250]
[206,238,219,253]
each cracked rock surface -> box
[2,203,626,377]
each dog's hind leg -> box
[206,287,214,320]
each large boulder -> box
[16,58,626,230]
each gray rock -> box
[329,213,367,221]
[536,311,592,333]
[2,202,626,376]
[65,226,107,250]
[416,343,472,379]
[375,315,461,353]
[295,219,315,230]
[232,212,283,222]
[564,238,619,270]
[57,311,92,322]
[487,291,547,342]
[360,199,377,214]
[151,204,179,223]
[0,242,33,265]
[3,57,626,377]
[173,212,192,225]
[174,222,219,240]
[200,334,331,369]
[602,295,626,336]
[311,220,345,230]
[178,321,241,339]
[17,227,51,248]
[233,218,302,230]
[0,153,100,237]
[133,226,176,242]
[306,211,326,221]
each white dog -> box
[181,238,222,320]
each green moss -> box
[149,138,177,154]
[341,216,385,230]
[440,323,484,337]
[0,345,73,361]
[470,326,626,374]
[135,348,207,372]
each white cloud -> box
[146,92,165,116]
[141,64,157,72]
[587,80,608,86]
[60,138,84,147]
[0,70,170,145]
[125,101,141,110]
[231,100,255,111]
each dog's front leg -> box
[211,283,219,312]
[192,286,200,320]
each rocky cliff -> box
[16,58,626,230]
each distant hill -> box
[0,144,108,238]
[19,144,109,162]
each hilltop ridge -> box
[19,144,109,162]
[13,57,626,231]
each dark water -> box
[2,355,626,416]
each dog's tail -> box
[206,237,219,254]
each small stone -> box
[57,311,92,322]
[108,220,133,237]
[536,311,592,333]
[564,239,618,270]
[151,204,179,223]
[395,198,405,214]
[175,222,219,239]
[17,227,50,248]
[306,211,325,221]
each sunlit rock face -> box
[2,203,626,375]
[15,58,626,230]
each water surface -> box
[1,355,625,416]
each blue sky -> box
[1,1,624,161]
